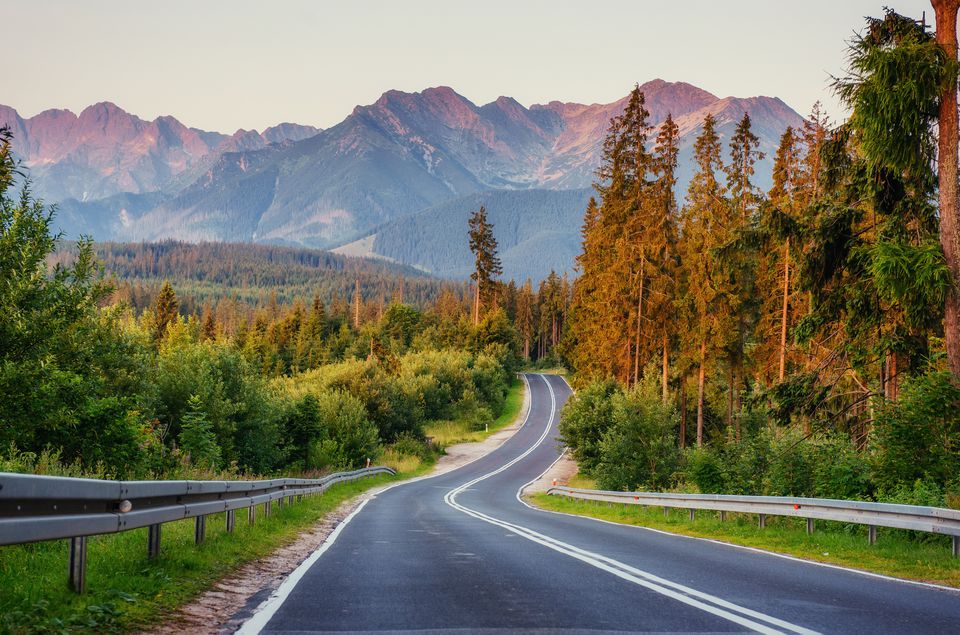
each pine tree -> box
[516,280,535,359]
[678,114,735,446]
[153,281,179,342]
[178,394,221,469]
[932,0,960,380]
[468,206,503,325]
[200,309,217,342]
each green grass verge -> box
[0,468,426,634]
[529,493,960,588]
[425,378,526,447]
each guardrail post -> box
[868,525,877,545]
[248,504,256,525]
[663,507,669,519]
[953,536,959,558]
[806,518,814,534]
[720,511,727,522]
[148,523,161,559]
[226,509,236,533]
[265,500,272,517]
[758,514,767,529]
[688,509,695,521]
[68,536,87,594]
[194,515,206,545]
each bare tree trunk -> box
[354,279,361,329]
[934,0,960,379]
[473,283,480,326]
[734,368,741,441]
[697,340,706,447]
[778,238,790,381]
[727,364,734,429]
[661,333,669,404]
[633,264,645,386]
[680,377,687,449]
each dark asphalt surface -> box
[253,374,960,634]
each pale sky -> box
[6,0,933,133]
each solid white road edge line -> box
[236,373,535,633]
[445,374,818,635]
[519,380,960,597]
[235,498,372,635]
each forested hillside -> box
[50,240,459,316]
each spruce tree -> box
[678,114,735,446]
[153,281,179,342]
[468,206,503,325]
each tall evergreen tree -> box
[932,0,960,380]
[468,206,503,325]
[678,114,735,446]
[153,281,179,342]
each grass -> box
[424,378,526,447]
[530,492,960,588]
[0,468,425,634]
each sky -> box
[6,0,934,133]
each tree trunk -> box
[933,0,960,379]
[697,340,706,447]
[473,283,480,326]
[662,333,669,404]
[634,264,645,386]
[778,238,790,382]
[727,364,734,429]
[680,377,687,449]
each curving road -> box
[242,373,960,634]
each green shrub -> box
[685,447,726,493]
[558,380,621,475]
[871,370,960,492]
[594,389,680,491]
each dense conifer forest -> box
[558,10,960,507]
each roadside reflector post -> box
[148,523,161,559]
[688,509,695,521]
[194,515,206,545]
[758,514,766,529]
[226,509,236,533]
[806,518,814,534]
[68,536,87,594]
[868,525,877,545]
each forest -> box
[0,119,576,479]
[558,9,960,508]
[3,8,959,514]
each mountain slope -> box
[61,80,801,250]
[0,103,321,201]
[336,189,594,281]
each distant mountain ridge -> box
[3,80,806,279]
[0,102,320,201]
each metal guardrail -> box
[547,486,960,557]
[0,466,395,592]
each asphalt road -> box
[243,373,960,634]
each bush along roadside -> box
[543,369,960,585]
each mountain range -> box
[1,80,805,280]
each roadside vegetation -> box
[0,471,407,633]
[531,492,960,588]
